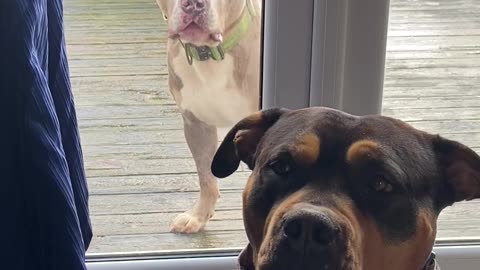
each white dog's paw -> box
[170,209,214,233]
[170,187,219,233]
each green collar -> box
[181,0,256,65]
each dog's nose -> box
[283,212,339,250]
[181,0,206,14]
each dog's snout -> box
[181,0,206,14]
[283,212,339,250]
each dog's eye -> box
[268,159,291,176]
[163,14,168,20]
[371,178,393,193]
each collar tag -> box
[196,46,213,61]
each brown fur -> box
[291,133,321,166]
[356,209,436,270]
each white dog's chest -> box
[172,54,252,127]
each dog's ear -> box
[212,108,289,178]
[237,243,255,270]
[433,136,480,202]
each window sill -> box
[86,243,480,270]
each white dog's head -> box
[156,0,250,47]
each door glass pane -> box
[383,0,480,241]
[64,0,262,254]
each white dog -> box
[155,0,262,233]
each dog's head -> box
[155,0,253,47]
[212,107,480,270]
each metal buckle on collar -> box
[423,252,437,270]
[181,42,225,65]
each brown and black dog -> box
[212,107,480,270]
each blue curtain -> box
[0,0,93,269]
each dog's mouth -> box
[169,22,223,46]
[255,255,355,270]
[254,249,356,270]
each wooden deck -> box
[63,0,480,254]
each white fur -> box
[172,52,252,127]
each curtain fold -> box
[0,0,93,269]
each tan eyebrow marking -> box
[346,140,381,164]
[290,133,321,166]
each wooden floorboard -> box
[63,0,480,254]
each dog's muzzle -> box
[282,210,340,251]
[257,207,348,269]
